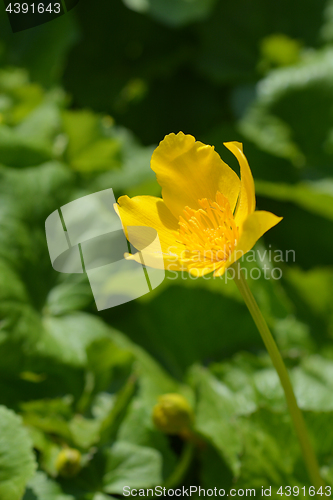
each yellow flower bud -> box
[55,448,82,478]
[152,393,193,435]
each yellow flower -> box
[115,132,282,277]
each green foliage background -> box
[1,0,333,497]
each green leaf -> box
[62,110,121,172]
[211,353,285,412]
[23,471,74,500]
[199,444,233,490]
[240,105,304,165]
[256,179,333,221]
[91,127,156,196]
[123,0,217,26]
[45,280,93,316]
[283,266,333,320]
[258,34,302,71]
[0,69,44,125]
[240,48,333,172]
[21,397,73,441]
[103,441,163,494]
[0,406,36,500]
[196,0,328,84]
[15,99,62,153]
[116,397,177,480]
[68,415,102,450]
[72,138,121,172]
[0,125,51,167]
[0,87,64,167]
[293,356,333,412]
[37,313,112,367]
[190,366,251,475]
[114,342,181,478]
[91,494,118,500]
[108,262,299,377]
[109,283,258,378]
[0,14,79,87]
[236,409,301,490]
[0,161,74,222]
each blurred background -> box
[1,0,333,498]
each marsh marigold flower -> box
[115,132,282,277]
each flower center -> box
[178,191,239,265]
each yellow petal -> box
[223,142,256,226]
[213,265,227,277]
[151,132,241,219]
[228,210,283,266]
[124,250,167,270]
[189,261,225,277]
[116,195,185,270]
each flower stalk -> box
[231,261,323,490]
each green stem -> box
[231,261,323,490]
[163,441,194,489]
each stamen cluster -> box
[178,192,239,269]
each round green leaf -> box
[0,406,36,500]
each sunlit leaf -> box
[0,406,36,500]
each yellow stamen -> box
[178,192,239,268]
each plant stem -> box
[163,441,194,489]
[231,261,324,490]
